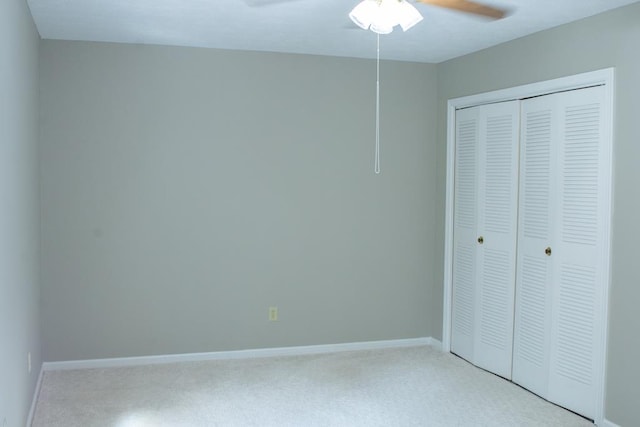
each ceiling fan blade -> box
[417,0,508,19]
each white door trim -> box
[442,68,614,425]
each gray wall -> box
[435,3,640,425]
[0,0,41,425]
[39,41,438,361]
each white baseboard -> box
[42,337,435,371]
[600,419,621,427]
[26,364,44,427]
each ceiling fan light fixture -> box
[348,0,424,175]
[349,0,423,34]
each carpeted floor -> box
[32,345,593,426]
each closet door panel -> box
[473,102,519,379]
[548,86,607,420]
[512,97,557,397]
[450,107,480,362]
[514,86,609,420]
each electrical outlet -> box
[269,306,278,321]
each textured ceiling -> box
[27,0,640,63]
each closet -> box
[449,81,612,421]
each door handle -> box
[545,247,552,256]
[478,236,484,244]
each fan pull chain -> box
[375,33,381,175]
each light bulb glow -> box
[349,0,423,34]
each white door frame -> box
[442,68,614,425]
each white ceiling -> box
[27,0,640,63]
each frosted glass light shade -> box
[349,0,423,34]
[397,0,424,31]
[349,0,377,30]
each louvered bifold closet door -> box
[450,106,480,364]
[514,86,608,420]
[473,101,520,379]
[512,95,557,398]
[451,101,519,379]
[548,85,608,420]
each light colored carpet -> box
[32,345,593,426]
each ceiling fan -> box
[348,0,508,174]
[348,0,509,35]
[245,0,510,174]
[245,0,509,20]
